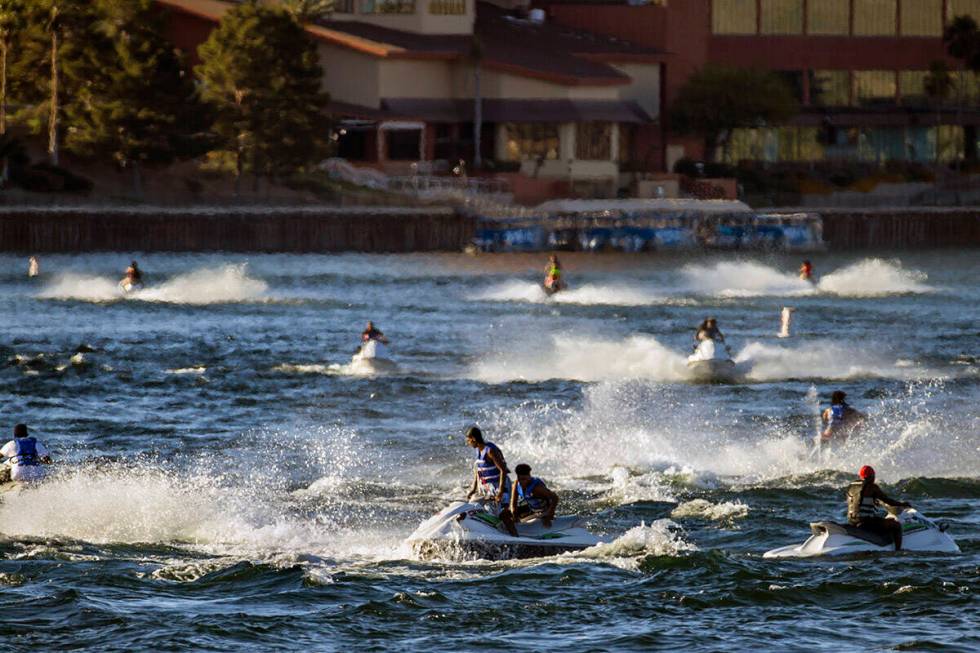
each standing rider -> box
[361,321,388,344]
[0,424,53,484]
[847,465,910,551]
[799,259,814,282]
[821,391,865,444]
[509,463,559,529]
[465,425,517,536]
[695,317,724,343]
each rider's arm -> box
[872,484,909,508]
[509,479,519,516]
[467,468,478,499]
[534,484,559,520]
[488,450,507,499]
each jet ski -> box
[764,508,959,559]
[686,339,736,382]
[119,278,143,294]
[407,500,605,561]
[542,277,565,297]
[349,338,398,374]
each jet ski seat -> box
[810,521,894,547]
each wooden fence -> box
[0,206,475,252]
[820,208,980,249]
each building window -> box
[853,0,897,36]
[504,123,559,161]
[429,0,466,14]
[361,0,415,14]
[618,124,636,163]
[952,71,980,103]
[776,70,806,102]
[576,123,612,160]
[761,0,803,34]
[712,0,758,35]
[900,0,942,36]
[899,70,930,105]
[334,0,355,13]
[807,0,850,35]
[948,0,980,22]
[812,70,850,106]
[854,70,897,106]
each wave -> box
[680,261,814,298]
[472,280,675,307]
[37,264,267,304]
[470,334,946,384]
[816,259,932,296]
[671,499,749,522]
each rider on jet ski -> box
[821,391,865,444]
[0,424,53,484]
[465,426,517,536]
[799,259,814,282]
[847,465,910,551]
[543,255,564,293]
[509,464,559,528]
[125,261,143,285]
[695,317,725,344]
[361,321,388,344]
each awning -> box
[381,98,653,123]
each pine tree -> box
[66,0,211,194]
[0,0,26,137]
[196,0,328,193]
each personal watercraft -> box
[686,339,736,382]
[763,508,959,558]
[407,500,605,561]
[119,278,143,294]
[350,339,398,374]
[543,277,566,297]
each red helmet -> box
[859,465,875,479]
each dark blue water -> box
[0,251,976,651]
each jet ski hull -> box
[686,359,737,382]
[407,501,604,561]
[764,510,959,558]
[350,340,398,374]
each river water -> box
[0,251,976,651]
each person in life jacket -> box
[847,465,910,550]
[509,463,559,528]
[125,261,142,284]
[695,317,724,343]
[361,321,388,344]
[799,259,813,282]
[821,391,866,444]
[0,424,53,484]
[543,254,564,292]
[464,425,517,536]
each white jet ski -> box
[686,339,736,382]
[119,278,143,294]
[407,500,605,561]
[764,508,959,559]
[349,339,398,374]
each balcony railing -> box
[429,0,466,15]
[360,0,416,14]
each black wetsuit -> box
[847,479,906,550]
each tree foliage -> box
[670,65,799,159]
[196,0,329,187]
[944,14,980,72]
[65,0,210,189]
[281,0,335,23]
[924,60,954,104]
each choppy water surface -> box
[0,251,977,651]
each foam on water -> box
[671,499,749,521]
[37,264,267,304]
[572,519,697,566]
[817,258,932,296]
[473,280,672,306]
[680,261,814,298]
[736,340,946,382]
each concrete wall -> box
[319,43,382,108]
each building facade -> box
[157,0,665,195]
[540,0,980,170]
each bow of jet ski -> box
[350,339,398,375]
[764,508,959,559]
[407,500,605,561]
[686,339,737,382]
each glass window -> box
[854,0,897,36]
[429,0,466,15]
[618,124,636,163]
[900,0,942,36]
[335,0,355,12]
[761,0,803,34]
[712,0,758,35]
[776,70,805,102]
[576,123,613,160]
[948,0,980,21]
[899,70,930,105]
[361,0,415,14]
[952,71,980,102]
[812,70,851,106]
[808,0,850,34]
[937,125,965,163]
[504,123,559,162]
[854,70,897,106]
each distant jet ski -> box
[542,277,566,297]
[763,508,959,559]
[407,500,604,561]
[350,339,398,374]
[118,278,144,294]
[686,339,736,382]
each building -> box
[539,0,980,170]
[156,0,666,196]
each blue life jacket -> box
[517,477,548,512]
[475,442,505,488]
[11,437,40,466]
[829,404,846,428]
